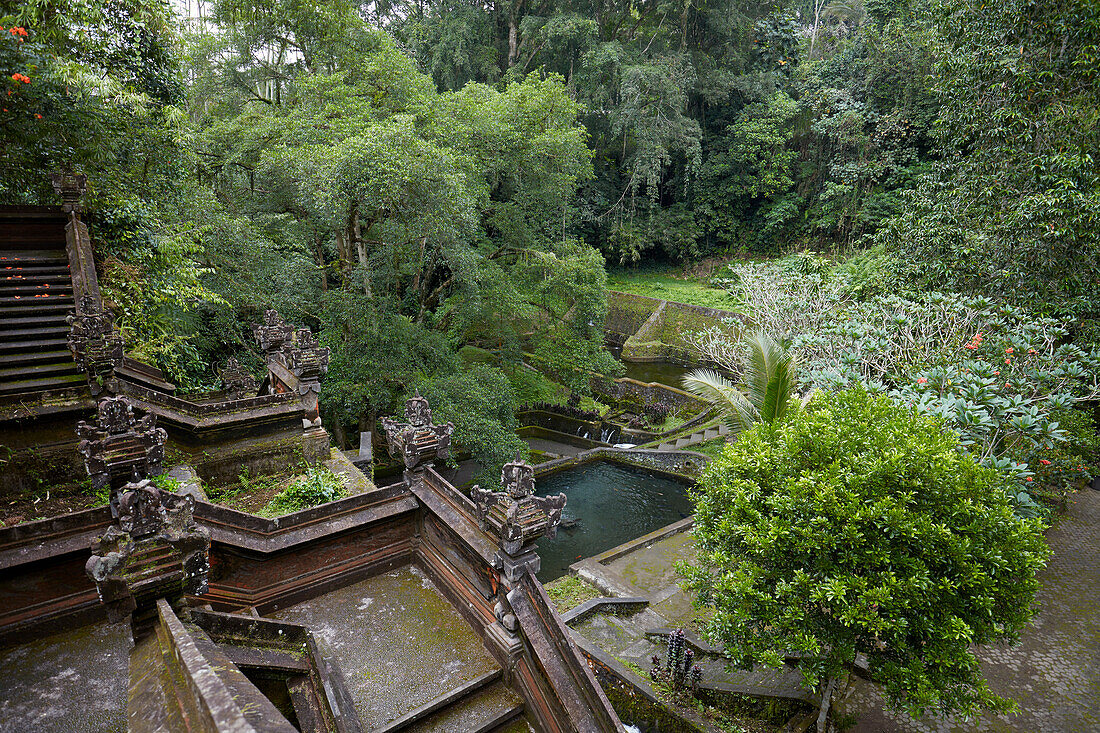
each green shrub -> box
[684,388,1050,725]
[261,467,346,516]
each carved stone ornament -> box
[381,393,455,470]
[50,170,88,213]
[405,391,432,427]
[252,310,330,394]
[220,357,259,400]
[501,453,536,499]
[78,396,167,517]
[85,476,210,639]
[471,452,566,557]
[67,295,124,394]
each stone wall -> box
[605,290,746,364]
[591,376,705,419]
[534,448,709,482]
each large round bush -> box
[684,388,1050,725]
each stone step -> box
[0,372,86,395]
[374,670,503,733]
[0,263,69,275]
[0,272,71,284]
[0,338,69,353]
[0,314,70,330]
[0,301,74,316]
[0,325,70,340]
[0,283,73,297]
[0,250,67,263]
[0,361,80,379]
[402,681,524,733]
[0,348,73,365]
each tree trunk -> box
[816,676,838,733]
[315,232,328,292]
[334,228,350,279]
[352,210,371,298]
[331,417,348,450]
[810,0,824,60]
[507,0,523,67]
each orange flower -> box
[1026,477,1033,482]
[34,113,41,119]
[1040,459,1051,466]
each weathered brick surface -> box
[843,489,1100,732]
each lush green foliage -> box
[684,388,1050,722]
[880,0,1100,331]
[415,364,527,483]
[682,332,798,433]
[693,257,1100,511]
[261,467,347,516]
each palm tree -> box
[681,332,799,433]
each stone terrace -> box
[843,488,1100,733]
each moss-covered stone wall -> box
[607,291,746,364]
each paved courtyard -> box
[843,488,1100,732]
[572,488,1100,732]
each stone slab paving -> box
[0,620,130,732]
[571,524,813,703]
[841,488,1100,733]
[271,563,500,729]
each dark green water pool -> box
[535,461,694,581]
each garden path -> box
[842,488,1100,732]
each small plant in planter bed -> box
[261,467,346,516]
[651,629,703,694]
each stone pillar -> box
[77,395,167,517]
[85,476,210,642]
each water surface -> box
[535,461,694,580]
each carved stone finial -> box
[85,475,210,641]
[501,452,535,499]
[220,357,259,400]
[67,295,124,394]
[471,456,566,558]
[253,309,295,356]
[50,171,88,213]
[405,391,432,427]
[381,393,454,470]
[252,310,330,428]
[78,396,167,517]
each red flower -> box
[34,113,41,119]
[1040,459,1051,466]
[917,377,928,384]
[1005,348,1014,354]
[1026,477,1033,482]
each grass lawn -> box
[607,265,738,311]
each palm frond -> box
[737,331,799,423]
[681,368,758,433]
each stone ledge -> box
[561,597,649,626]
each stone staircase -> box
[0,210,83,398]
[375,669,526,733]
[654,422,729,451]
